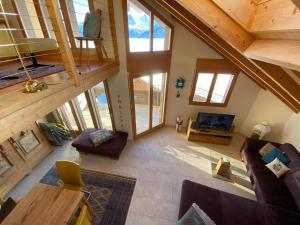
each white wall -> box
[106,0,133,139]
[108,0,299,149]
[241,90,300,150]
[165,21,261,131]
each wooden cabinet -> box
[187,118,233,145]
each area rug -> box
[0,64,65,89]
[40,167,136,225]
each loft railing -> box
[0,0,118,90]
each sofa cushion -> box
[259,143,276,156]
[265,158,290,178]
[252,168,298,210]
[283,169,300,210]
[177,203,216,225]
[279,144,300,170]
[261,203,300,225]
[179,180,266,225]
[262,148,289,164]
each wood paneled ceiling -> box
[155,0,300,112]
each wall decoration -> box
[175,76,185,98]
[14,130,40,154]
[117,93,124,130]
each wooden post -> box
[44,0,79,85]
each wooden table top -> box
[2,183,84,225]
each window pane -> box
[91,82,113,130]
[66,0,95,48]
[152,73,167,127]
[58,103,78,131]
[193,73,214,102]
[127,0,151,52]
[133,76,150,134]
[75,93,94,128]
[153,17,171,51]
[211,74,234,104]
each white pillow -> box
[266,158,290,178]
[259,143,275,156]
[176,203,216,225]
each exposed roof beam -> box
[211,0,256,31]
[155,0,300,112]
[245,39,300,71]
[249,0,300,40]
[292,0,300,9]
[255,61,300,103]
[176,0,255,51]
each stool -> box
[75,37,108,66]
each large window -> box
[190,63,238,107]
[126,0,172,52]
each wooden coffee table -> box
[1,183,93,225]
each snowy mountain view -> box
[127,3,169,52]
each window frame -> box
[123,0,174,53]
[189,59,239,107]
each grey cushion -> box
[89,129,113,146]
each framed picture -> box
[0,146,12,175]
[15,130,40,154]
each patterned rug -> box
[0,64,65,89]
[40,167,136,225]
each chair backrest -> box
[75,205,90,225]
[55,160,84,190]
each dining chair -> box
[70,205,91,225]
[55,160,91,199]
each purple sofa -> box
[71,128,128,159]
[241,138,300,211]
[179,139,300,225]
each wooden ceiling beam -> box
[292,0,300,9]
[254,60,300,102]
[155,0,300,112]
[249,0,300,40]
[245,39,300,71]
[211,0,256,31]
[176,0,255,51]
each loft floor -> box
[7,127,255,225]
[0,59,119,143]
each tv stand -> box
[186,118,233,145]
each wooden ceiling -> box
[155,0,300,112]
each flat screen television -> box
[194,112,235,131]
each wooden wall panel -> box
[127,51,172,77]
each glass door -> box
[131,73,167,137]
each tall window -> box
[126,0,172,52]
[190,69,238,106]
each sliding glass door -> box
[131,73,167,137]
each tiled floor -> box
[7,127,255,225]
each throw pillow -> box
[262,148,289,164]
[89,129,113,146]
[176,203,216,225]
[259,143,276,156]
[266,158,290,178]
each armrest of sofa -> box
[241,138,281,154]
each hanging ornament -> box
[175,76,185,98]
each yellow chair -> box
[70,205,91,225]
[55,160,91,199]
